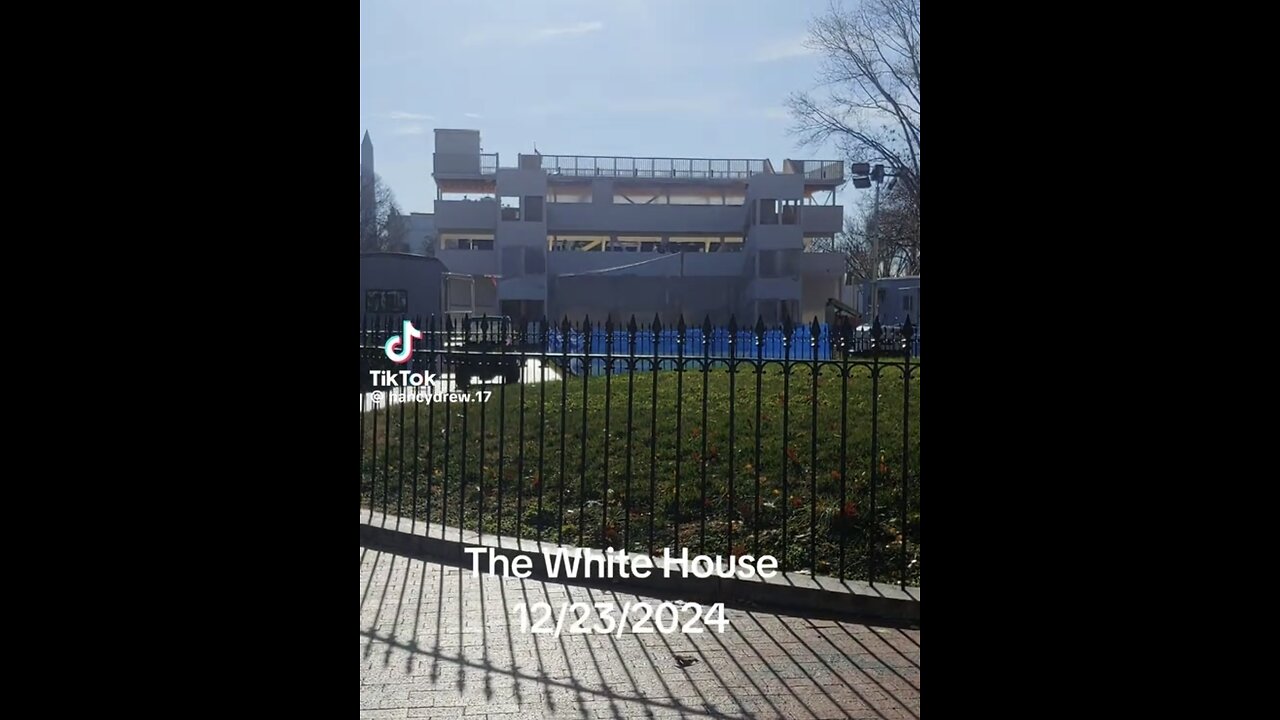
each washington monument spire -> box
[360,131,375,217]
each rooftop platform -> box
[531,154,846,186]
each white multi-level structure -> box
[431,129,849,325]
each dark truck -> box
[443,315,525,389]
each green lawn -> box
[360,363,920,585]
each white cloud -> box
[754,36,816,63]
[389,111,433,121]
[535,20,603,38]
[393,124,427,136]
[464,112,483,119]
[462,20,603,46]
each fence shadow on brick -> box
[360,547,921,718]
[360,313,919,588]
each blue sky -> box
[360,0,848,214]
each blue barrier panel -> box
[540,324,928,374]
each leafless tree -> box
[836,190,920,283]
[788,0,920,271]
[359,173,410,253]
[869,181,919,275]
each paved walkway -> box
[360,548,920,719]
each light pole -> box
[850,163,894,319]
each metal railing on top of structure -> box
[536,155,771,180]
[786,160,845,181]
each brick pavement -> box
[360,547,920,719]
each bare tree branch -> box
[789,0,921,214]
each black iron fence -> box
[359,314,919,587]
